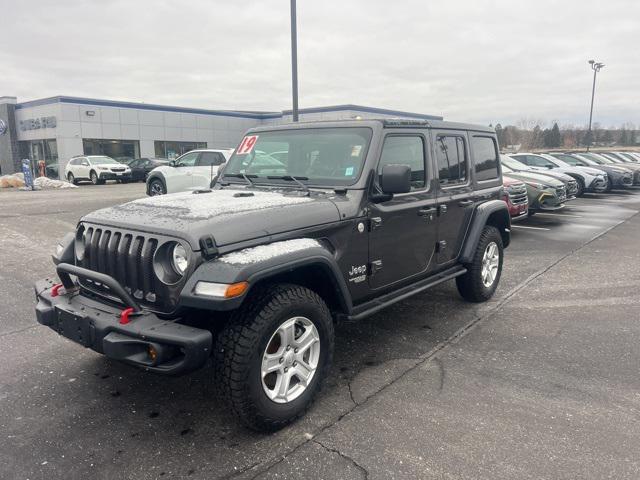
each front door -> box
[368,133,439,290]
[432,131,474,264]
[172,151,200,191]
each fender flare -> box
[146,172,167,195]
[459,200,511,264]
[179,244,353,314]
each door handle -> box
[458,200,474,207]
[417,207,437,217]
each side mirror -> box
[169,160,176,167]
[381,164,411,194]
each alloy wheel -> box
[481,241,500,288]
[261,316,320,404]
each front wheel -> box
[456,225,503,302]
[148,178,166,195]
[575,178,585,197]
[90,170,103,185]
[214,284,334,431]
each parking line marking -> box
[512,225,551,231]
[535,212,583,218]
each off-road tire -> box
[456,225,503,302]
[214,284,334,431]
[67,172,77,185]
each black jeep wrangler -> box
[35,119,510,431]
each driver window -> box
[378,136,426,191]
[176,152,199,167]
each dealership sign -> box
[20,116,57,131]
[0,118,7,136]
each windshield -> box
[580,153,609,164]
[90,156,120,165]
[542,154,569,168]
[573,154,598,166]
[223,127,373,187]
[501,155,531,171]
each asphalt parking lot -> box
[1,183,639,479]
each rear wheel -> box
[214,284,334,431]
[67,172,77,185]
[456,225,503,302]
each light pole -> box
[290,0,299,122]
[586,59,604,151]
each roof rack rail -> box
[382,118,431,127]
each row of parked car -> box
[500,151,640,220]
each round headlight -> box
[171,243,189,275]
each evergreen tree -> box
[550,123,562,147]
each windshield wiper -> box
[267,175,310,194]
[223,173,258,186]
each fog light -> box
[148,345,158,363]
[194,281,249,298]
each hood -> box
[502,176,524,187]
[82,188,341,250]
[576,165,607,176]
[530,170,572,183]
[503,171,564,187]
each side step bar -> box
[342,265,467,322]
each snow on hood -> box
[82,188,339,249]
[220,238,320,265]
[129,189,313,219]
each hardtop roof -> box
[246,118,495,134]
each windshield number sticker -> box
[345,167,354,176]
[237,135,258,155]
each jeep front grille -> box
[76,224,181,313]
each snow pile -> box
[129,189,312,219]
[220,238,321,265]
[33,177,78,189]
[0,173,25,188]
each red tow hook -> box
[119,307,136,325]
[51,283,64,297]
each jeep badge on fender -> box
[35,119,510,431]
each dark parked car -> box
[127,157,169,182]
[35,119,510,431]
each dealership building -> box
[0,95,441,178]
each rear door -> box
[368,132,439,290]
[432,131,474,265]
[192,151,227,188]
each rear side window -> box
[436,135,467,186]
[472,136,500,181]
[198,152,226,167]
[378,136,426,191]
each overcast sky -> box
[1,0,639,127]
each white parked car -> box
[146,149,234,196]
[65,155,132,185]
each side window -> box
[472,136,500,182]
[378,136,426,191]
[436,135,467,186]
[197,152,225,167]
[513,155,531,165]
[69,159,78,166]
[176,152,199,167]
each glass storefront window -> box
[18,139,59,178]
[154,141,207,159]
[83,139,140,164]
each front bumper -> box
[35,273,212,376]
[532,190,565,211]
[98,171,131,181]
